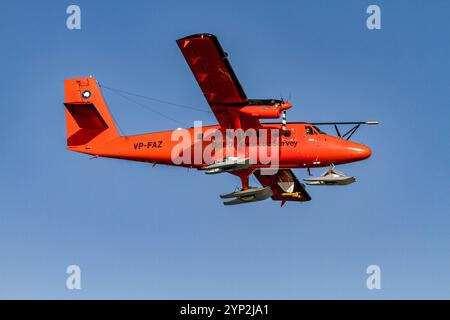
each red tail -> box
[64,77,119,153]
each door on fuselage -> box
[300,124,322,166]
[279,125,299,166]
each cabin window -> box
[305,126,314,135]
[283,130,291,137]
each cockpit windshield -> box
[313,125,326,134]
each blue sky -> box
[0,0,449,299]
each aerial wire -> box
[105,87,186,126]
[99,83,211,114]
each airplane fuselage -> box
[68,122,371,169]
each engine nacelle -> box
[239,102,292,119]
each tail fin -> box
[64,77,119,152]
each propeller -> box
[282,110,287,132]
[279,92,292,133]
[279,92,292,104]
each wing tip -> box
[176,33,218,43]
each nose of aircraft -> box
[346,142,371,161]
[317,137,372,165]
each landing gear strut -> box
[231,169,253,190]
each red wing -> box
[177,33,259,129]
[254,169,312,203]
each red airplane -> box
[64,33,378,205]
